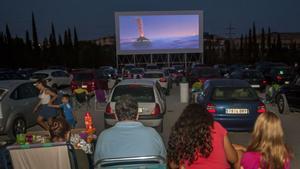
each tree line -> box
[205,22,299,65]
[0,13,115,68]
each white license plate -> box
[138,108,143,113]
[226,109,249,114]
[285,81,290,85]
[251,85,260,88]
[82,85,87,88]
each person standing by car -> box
[33,79,58,130]
[168,104,237,169]
[94,95,166,162]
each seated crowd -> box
[47,95,292,169]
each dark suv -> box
[276,75,300,114]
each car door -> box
[155,82,166,113]
[285,76,300,109]
[59,71,72,86]
[10,83,39,126]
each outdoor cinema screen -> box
[115,11,203,55]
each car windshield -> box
[31,73,49,79]
[73,73,94,81]
[212,87,258,101]
[196,68,220,77]
[112,85,155,102]
[130,69,144,74]
[143,73,163,78]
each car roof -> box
[0,80,33,90]
[117,79,156,86]
[206,79,250,87]
[33,69,64,74]
[144,70,163,74]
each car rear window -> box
[196,68,221,77]
[112,85,155,102]
[211,87,258,101]
[73,73,94,81]
[143,73,163,78]
[31,73,49,79]
[243,71,264,79]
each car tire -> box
[277,94,290,114]
[8,118,26,139]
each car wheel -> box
[277,94,289,114]
[9,118,26,138]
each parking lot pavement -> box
[17,85,300,167]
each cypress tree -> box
[50,22,57,47]
[5,24,12,43]
[240,34,244,58]
[64,30,68,47]
[32,12,39,50]
[58,34,63,47]
[67,28,72,47]
[276,33,282,51]
[267,27,272,54]
[261,28,265,57]
[73,27,78,48]
[248,29,252,57]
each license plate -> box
[226,109,249,114]
[82,85,87,88]
[251,85,260,88]
[285,81,290,85]
[138,108,143,113]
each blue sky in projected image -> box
[119,15,199,42]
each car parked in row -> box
[143,71,170,95]
[30,69,72,88]
[197,79,266,131]
[265,66,293,85]
[188,67,222,86]
[0,80,40,138]
[229,69,267,92]
[128,68,145,79]
[104,79,166,132]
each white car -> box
[143,71,170,95]
[104,79,166,132]
[30,69,72,88]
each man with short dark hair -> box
[94,95,166,162]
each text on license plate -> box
[226,109,249,114]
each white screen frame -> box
[115,10,204,55]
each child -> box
[49,117,71,142]
[49,94,77,128]
[241,112,292,169]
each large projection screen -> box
[115,11,203,55]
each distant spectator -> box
[168,104,237,169]
[240,112,292,169]
[94,95,166,162]
[48,94,77,128]
[33,79,58,130]
[49,117,71,142]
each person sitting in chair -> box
[94,95,166,162]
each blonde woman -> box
[240,112,292,169]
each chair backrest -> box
[75,92,87,103]
[7,142,78,169]
[94,156,166,169]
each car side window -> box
[10,83,38,100]
[59,71,69,77]
[156,82,163,97]
[51,71,60,77]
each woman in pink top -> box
[240,112,292,169]
[168,104,238,169]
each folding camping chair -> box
[94,156,166,169]
[7,142,79,169]
[73,88,91,110]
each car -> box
[188,67,222,86]
[99,66,118,78]
[30,69,72,88]
[172,65,185,74]
[0,71,26,81]
[143,71,170,95]
[197,79,266,131]
[16,68,38,79]
[122,64,136,78]
[0,80,40,138]
[256,62,287,77]
[264,66,293,85]
[163,67,179,82]
[276,75,300,114]
[104,79,166,132]
[229,69,267,92]
[146,64,159,71]
[128,68,145,79]
[71,70,97,93]
[213,64,229,75]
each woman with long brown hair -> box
[168,104,237,169]
[241,111,291,169]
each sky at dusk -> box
[1,0,300,41]
[119,15,199,41]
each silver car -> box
[104,79,166,132]
[0,80,39,138]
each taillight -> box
[276,75,283,81]
[262,80,267,84]
[257,102,266,113]
[91,81,96,90]
[105,103,112,114]
[207,103,216,113]
[159,77,167,82]
[152,104,161,116]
